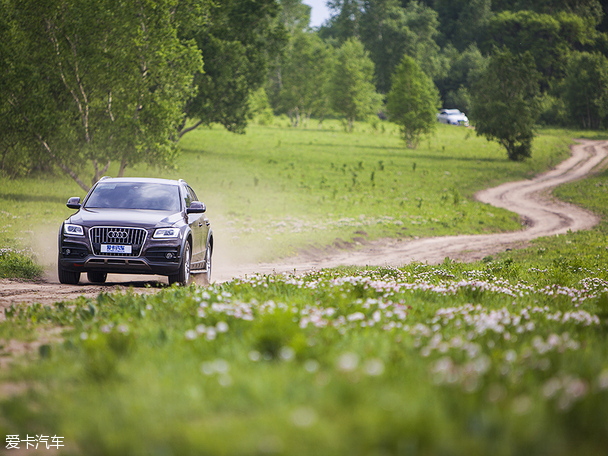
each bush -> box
[248,88,275,126]
[538,93,567,127]
[0,248,43,279]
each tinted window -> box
[181,185,199,209]
[85,183,180,211]
[187,186,198,202]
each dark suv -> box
[58,177,212,285]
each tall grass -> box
[1,256,607,455]
[0,247,42,279]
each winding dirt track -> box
[215,139,608,279]
[1,140,607,309]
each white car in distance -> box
[437,109,469,126]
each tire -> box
[199,244,212,286]
[58,259,80,285]
[87,271,107,283]
[169,242,191,286]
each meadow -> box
[1,122,608,455]
[1,247,608,454]
[0,120,572,273]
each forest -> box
[1,0,608,183]
[264,0,608,158]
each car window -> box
[187,186,198,202]
[85,183,180,211]
[181,186,190,208]
[181,185,199,209]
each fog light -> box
[165,252,174,260]
[65,249,71,256]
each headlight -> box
[153,228,179,239]
[64,224,84,236]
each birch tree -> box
[0,0,203,190]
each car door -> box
[185,185,208,265]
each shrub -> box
[0,248,43,279]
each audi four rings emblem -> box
[107,231,128,239]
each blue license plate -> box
[101,244,132,254]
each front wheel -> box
[58,258,80,285]
[169,242,191,286]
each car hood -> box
[69,208,183,229]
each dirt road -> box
[1,139,607,309]
[217,139,608,277]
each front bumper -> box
[59,235,184,276]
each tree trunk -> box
[35,134,89,192]
[288,110,296,127]
[92,159,111,185]
[118,158,128,177]
[1,146,7,171]
[177,119,205,140]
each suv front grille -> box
[89,227,147,257]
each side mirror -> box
[66,197,81,209]
[186,201,206,214]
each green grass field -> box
[1,122,608,455]
[0,121,572,272]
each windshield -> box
[85,182,181,211]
